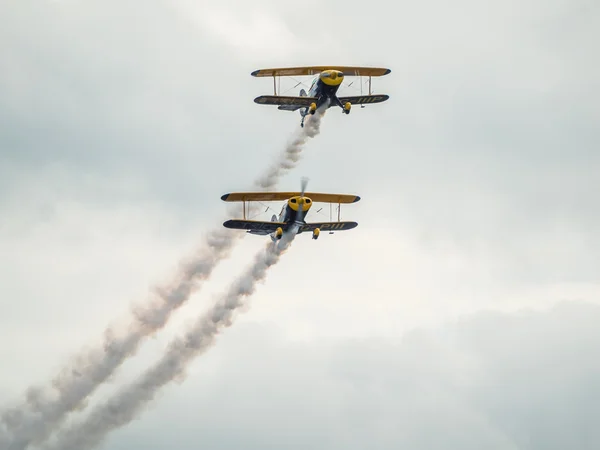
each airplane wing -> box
[221,192,361,203]
[251,66,391,77]
[223,219,286,233]
[278,104,303,111]
[223,219,358,234]
[299,221,358,232]
[254,95,317,107]
[338,94,390,105]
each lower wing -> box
[223,219,358,235]
[223,219,286,234]
[254,95,317,109]
[278,104,303,111]
[338,94,389,105]
[299,221,358,233]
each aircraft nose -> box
[320,70,344,86]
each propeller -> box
[300,176,308,197]
[296,177,309,225]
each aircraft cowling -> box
[319,70,344,86]
[287,196,312,212]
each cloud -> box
[1,0,599,449]
[105,301,600,449]
[0,0,285,211]
[190,8,303,59]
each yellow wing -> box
[251,66,391,77]
[221,192,361,204]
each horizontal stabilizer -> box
[338,94,389,105]
[251,66,391,77]
[254,95,316,107]
[221,192,361,204]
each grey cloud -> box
[103,301,600,450]
[1,0,599,448]
[2,0,597,231]
[0,0,287,212]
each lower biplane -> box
[251,65,391,127]
[221,179,359,241]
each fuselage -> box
[298,70,350,127]
[276,195,313,225]
[248,195,314,237]
[261,195,313,239]
[304,69,344,109]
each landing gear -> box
[275,227,283,240]
[312,228,320,240]
[300,101,320,127]
[343,102,351,115]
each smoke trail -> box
[40,228,297,450]
[255,100,329,189]
[0,108,326,450]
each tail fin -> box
[299,90,308,119]
[270,216,278,242]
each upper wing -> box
[223,219,286,233]
[251,66,391,77]
[298,221,358,233]
[338,94,389,105]
[254,95,316,107]
[304,193,361,204]
[221,192,361,203]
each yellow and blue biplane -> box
[251,65,391,127]
[221,179,360,241]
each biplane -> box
[251,65,391,127]
[221,179,360,241]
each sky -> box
[0,0,599,448]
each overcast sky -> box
[1,0,599,449]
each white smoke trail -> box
[40,228,297,450]
[255,101,328,189]
[0,108,326,450]
[0,227,237,450]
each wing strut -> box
[368,76,372,95]
[243,201,246,220]
[329,203,333,235]
[273,76,276,95]
[361,77,365,108]
[338,202,341,221]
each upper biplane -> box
[251,65,391,127]
[221,178,359,241]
